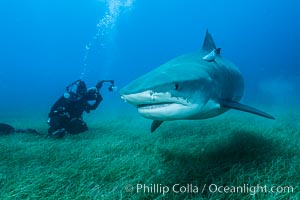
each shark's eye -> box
[174,84,179,90]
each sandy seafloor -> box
[0,105,299,199]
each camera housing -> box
[108,84,117,92]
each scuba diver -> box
[47,79,116,138]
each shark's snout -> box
[121,91,155,106]
[121,90,177,106]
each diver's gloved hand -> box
[86,87,100,100]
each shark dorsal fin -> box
[202,29,217,52]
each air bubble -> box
[81,0,135,79]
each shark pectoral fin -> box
[151,120,164,133]
[219,100,275,120]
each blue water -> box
[0,0,299,114]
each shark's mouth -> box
[137,102,175,109]
[120,90,198,120]
[120,91,181,107]
[137,101,197,120]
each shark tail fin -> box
[202,29,217,52]
[220,100,275,120]
[151,120,164,133]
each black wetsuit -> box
[48,90,102,137]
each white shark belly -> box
[188,99,228,119]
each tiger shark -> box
[120,30,275,132]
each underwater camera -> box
[108,83,117,92]
[96,80,117,92]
